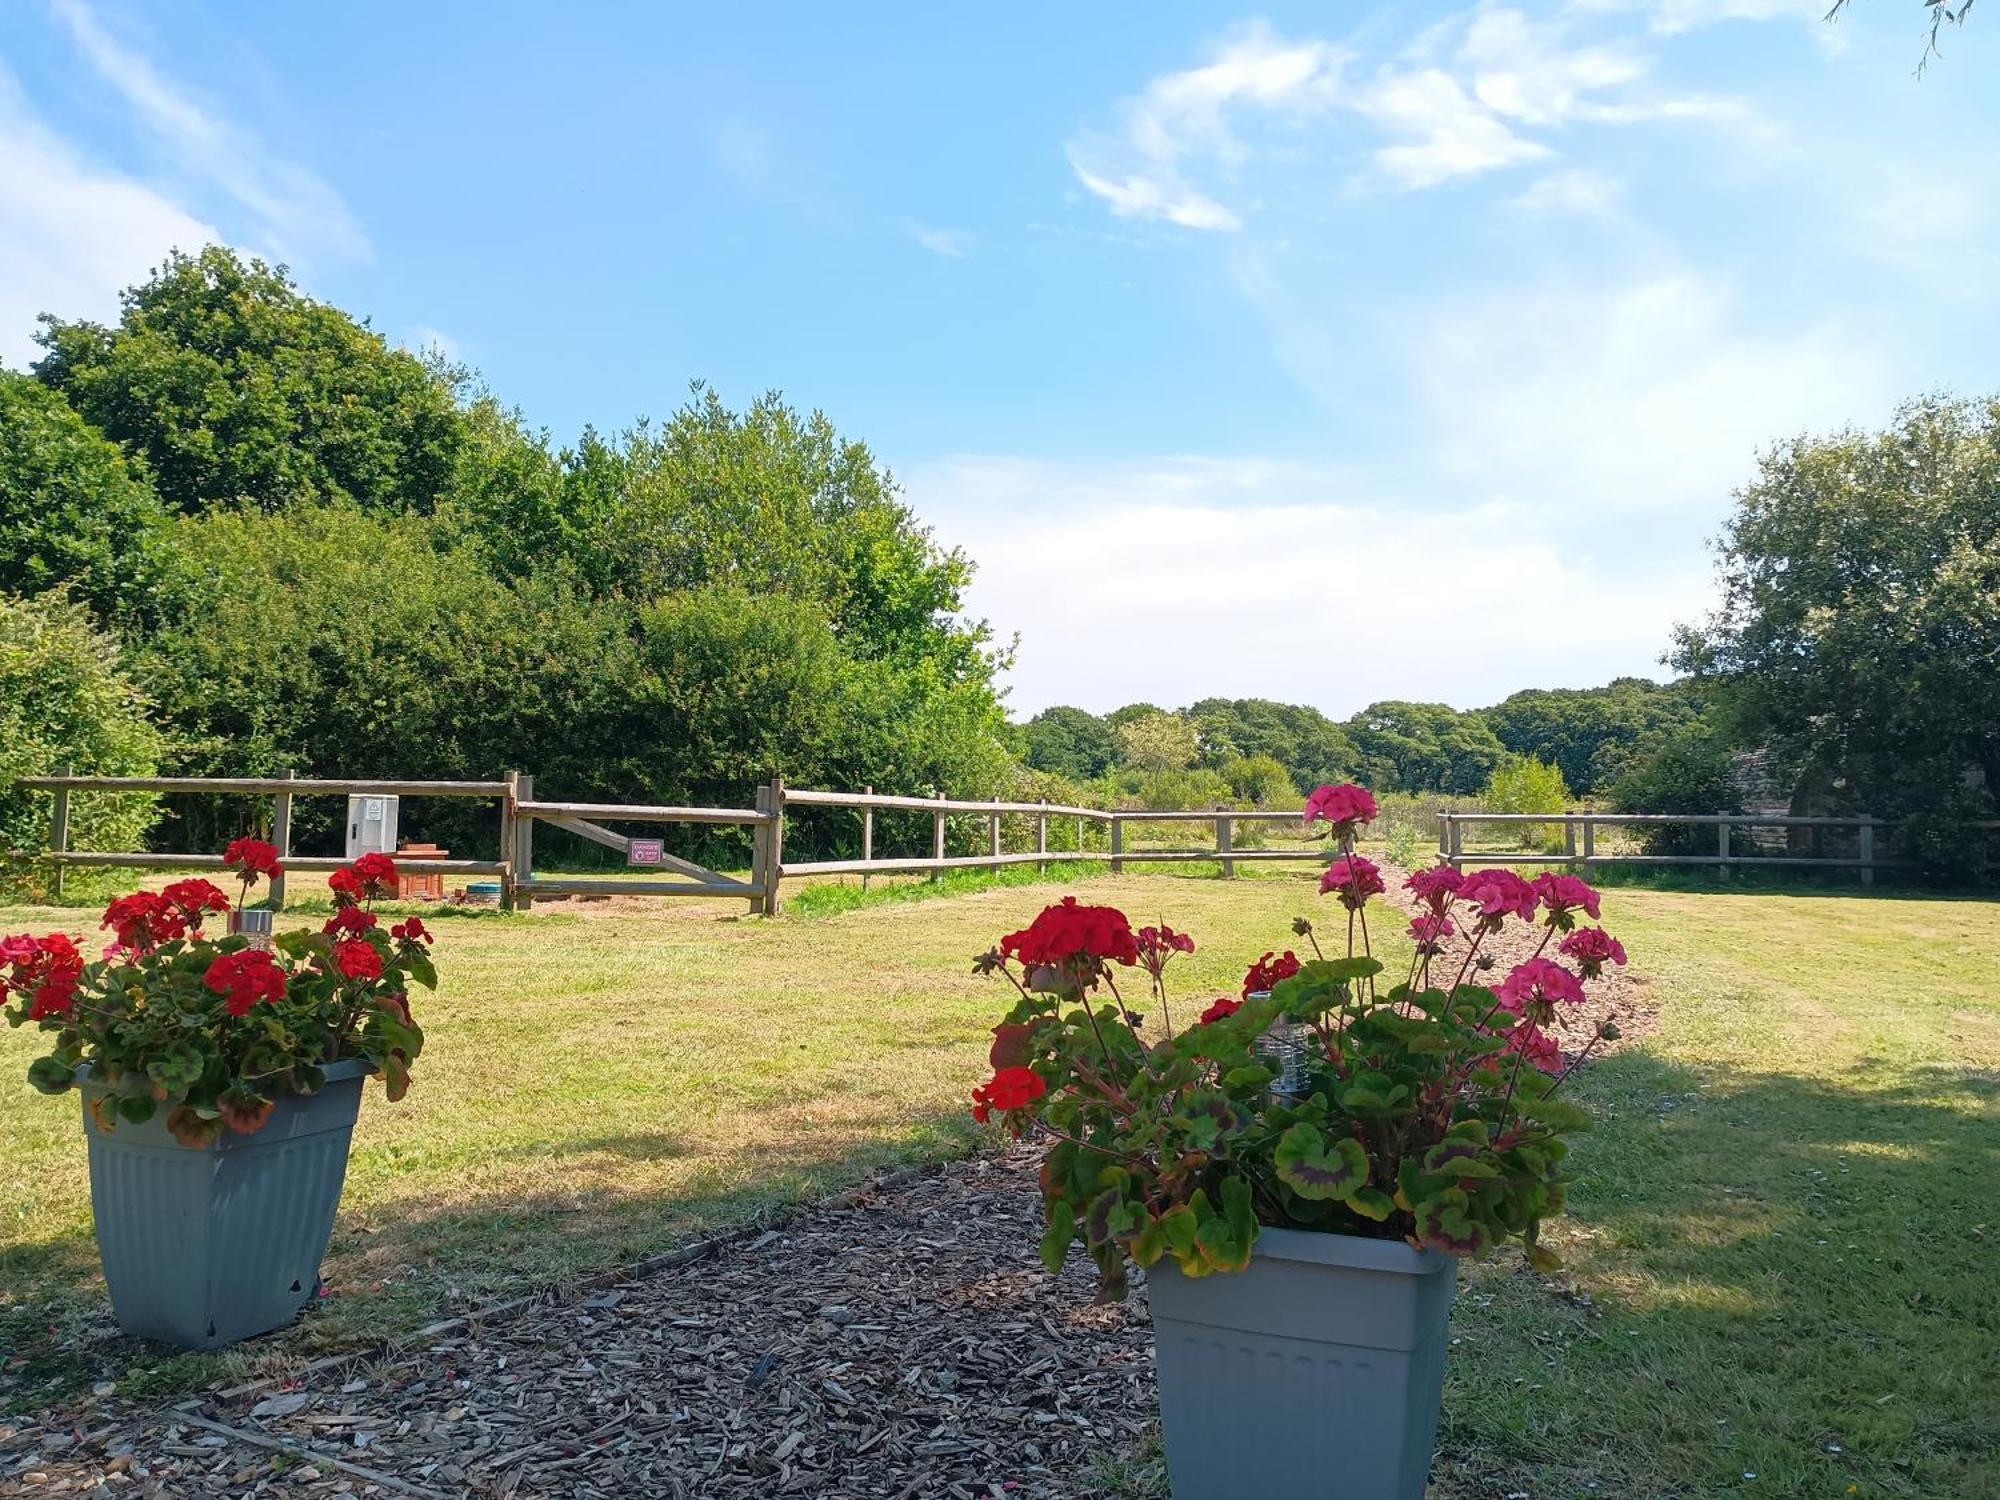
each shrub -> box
[1483,755,1572,855]
[0,593,165,900]
[1604,719,1742,856]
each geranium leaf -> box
[1413,1188,1494,1257]
[1039,1197,1075,1274]
[1274,1122,1369,1201]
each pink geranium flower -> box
[1320,855,1386,910]
[1303,783,1378,833]
[1407,913,1455,953]
[1532,872,1602,928]
[1404,864,1464,915]
[1559,926,1627,979]
[1504,1020,1564,1073]
[1457,868,1539,925]
[1495,957,1587,1022]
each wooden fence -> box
[19,773,1335,915]
[29,775,1976,913]
[1437,810,1897,884]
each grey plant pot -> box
[1147,1225,1459,1499]
[79,1058,371,1349]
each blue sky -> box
[2,1,1995,718]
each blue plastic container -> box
[80,1058,371,1349]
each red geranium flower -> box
[2,933,85,1020]
[323,906,379,937]
[102,891,188,954]
[202,949,289,1017]
[330,853,397,905]
[1197,995,1243,1026]
[971,1065,1046,1126]
[162,879,231,929]
[391,916,433,945]
[223,838,283,881]
[1241,950,1300,998]
[333,939,384,981]
[999,898,1139,970]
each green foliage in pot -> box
[3,845,432,1145]
[969,783,1625,1299]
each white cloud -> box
[1458,7,1649,124]
[1575,0,1824,35]
[1507,167,1625,216]
[0,66,219,368]
[52,0,364,265]
[1069,8,1765,217]
[911,456,1708,715]
[1066,21,1344,231]
[1353,67,1548,189]
[1406,271,1894,515]
[909,224,974,257]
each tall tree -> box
[34,247,465,514]
[1022,705,1120,781]
[1481,679,1702,795]
[1674,393,2000,874]
[0,372,169,625]
[1344,701,1505,794]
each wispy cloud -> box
[909,223,973,258]
[52,0,365,265]
[1506,167,1626,217]
[1065,21,1344,231]
[0,64,218,366]
[1068,7,1775,215]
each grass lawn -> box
[3,871,1997,1498]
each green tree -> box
[1022,705,1120,780]
[0,372,170,625]
[1482,755,1571,855]
[1674,394,2000,876]
[1116,711,1200,773]
[1186,697,1360,790]
[1604,717,1743,858]
[1481,679,1702,795]
[34,247,466,514]
[1344,701,1505,794]
[1219,753,1297,807]
[0,593,165,898]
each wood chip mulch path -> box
[0,1152,1158,1500]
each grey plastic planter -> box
[80,1059,371,1349]
[1147,1225,1459,1499]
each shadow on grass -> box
[1440,1045,2000,1497]
[0,1106,981,1417]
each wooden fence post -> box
[1581,816,1595,877]
[1217,808,1235,879]
[1075,815,1084,856]
[49,765,71,899]
[1858,815,1875,887]
[930,794,946,882]
[860,785,873,893]
[1110,815,1124,874]
[750,785,772,914]
[499,770,520,911]
[762,777,786,915]
[512,772,536,912]
[1437,811,1450,862]
[270,769,295,910]
[1717,819,1731,882]
[1447,813,1464,868]
[1036,799,1048,875]
[987,811,1001,862]
[1563,815,1577,873]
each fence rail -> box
[26,776,1961,914]
[1437,810,1896,885]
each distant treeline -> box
[1011,682,1703,811]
